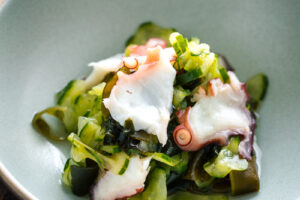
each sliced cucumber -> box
[102,152,130,175]
[126,22,175,46]
[68,133,104,168]
[139,168,167,200]
[88,82,106,97]
[62,158,72,187]
[99,145,121,154]
[74,94,96,117]
[77,117,103,149]
[72,82,106,123]
[68,133,129,175]
[63,107,78,132]
[56,80,86,106]
[203,137,248,178]
[145,152,181,167]
[171,152,189,174]
[246,73,268,102]
[77,117,96,133]
[89,96,104,124]
[53,80,87,132]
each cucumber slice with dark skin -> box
[117,157,130,175]
[62,158,72,187]
[56,80,75,105]
[102,151,130,175]
[125,22,176,46]
[203,137,248,178]
[246,73,268,110]
[78,118,102,149]
[56,80,86,106]
[246,73,268,101]
[74,94,96,117]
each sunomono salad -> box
[32,22,268,200]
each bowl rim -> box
[0,163,36,200]
[0,1,35,199]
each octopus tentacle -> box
[173,72,254,160]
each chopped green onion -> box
[170,32,188,56]
[176,67,203,85]
[219,67,229,83]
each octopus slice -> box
[92,156,151,200]
[173,72,254,160]
[85,54,123,89]
[85,38,175,90]
[103,46,176,145]
[127,38,167,57]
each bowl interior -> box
[0,0,299,199]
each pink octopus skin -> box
[173,75,255,160]
[127,38,167,57]
[115,187,144,200]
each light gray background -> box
[0,0,299,199]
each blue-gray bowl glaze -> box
[0,0,299,199]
